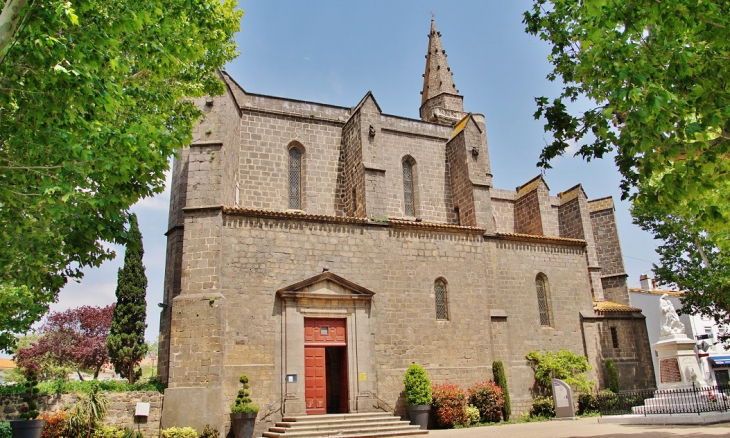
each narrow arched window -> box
[435,279,449,320]
[536,274,551,326]
[289,147,302,209]
[402,160,415,216]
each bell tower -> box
[420,19,466,125]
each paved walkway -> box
[426,417,730,438]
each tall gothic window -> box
[435,279,449,320]
[402,159,415,216]
[289,147,302,209]
[536,274,551,327]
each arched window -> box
[289,147,302,209]
[536,274,551,326]
[402,158,416,216]
[435,279,449,321]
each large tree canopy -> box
[633,202,730,344]
[523,0,730,243]
[0,0,242,351]
[16,305,115,380]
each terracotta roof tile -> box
[389,218,486,233]
[496,232,586,246]
[222,207,368,224]
[0,358,16,369]
[628,287,683,297]
[593,301,643,313]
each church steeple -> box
[420,18,465,125]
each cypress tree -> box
[107,214,148,384]
[492,360,511,421]
[605,359,620,394]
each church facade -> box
[158,20,655,432]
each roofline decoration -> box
[593,301,643,313]
[496,232,586,246]
[277,271,375,301]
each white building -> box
[629,274,730,387]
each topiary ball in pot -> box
[403,364,432,430]
[230,375,259,438]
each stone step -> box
[263,427,427,438]
[262,412,428,438]
[272,419,408,432]
[281,412,389,422]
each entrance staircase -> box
[261,412,428,438]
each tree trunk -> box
[0,0,30,57]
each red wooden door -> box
[305,346,326,414]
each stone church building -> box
[158,20,655,432]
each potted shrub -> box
[230,375,259,438]
[10,368,46,438]
[403,364,431,430]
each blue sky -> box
[50,1,660,343]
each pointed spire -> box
[419,18,464,124]
[421,19,458,106]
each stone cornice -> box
[495,232,586,247]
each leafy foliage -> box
[20,368,40,420]
[0,377,164,395]
[199,425,219,438]
[40,410,70,438]
[106,214,147,384]
[230,374,259,414]
[66,382,110,438]
[577,393,599,416]
[605,359,619,393]
[529,396,555,418]
[464,405,480,426]
[0,422,9,438]
[0,0,242,353]
[91,425,142,438]
[403,364,432,406]
[431,383,467,428]
[523,0,730,248]
[492,360,511,421]
[16,305,114,380]
[633,203,730,344]
[468,380,504,423]
[526,349,594,394]
[160,428,198,438]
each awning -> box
[708,355,730,366]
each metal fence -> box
[597,384,730,416]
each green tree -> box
[106,214,148,384]
[633,202,730,344]
[604,359,619,393]
[0,0,242,352]
[492,360,511,421]
[526,349,594,394]
[523,1,730,248]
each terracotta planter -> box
[230,412,257,438]
[10,420,46,438]
[406,405,430,430]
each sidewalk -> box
[425,417,730,438]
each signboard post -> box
[551,378,576,419]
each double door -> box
[304,318,348,415]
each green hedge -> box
[0,378,165,395]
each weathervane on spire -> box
[430,11,436,20]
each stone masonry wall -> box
[170,212,600,429]
[445,132,476,226]
[341,107,365,217]
[584,316,656,391]
[0,392,163,438]
[514,189,542,235]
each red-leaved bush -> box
[40,410,70,438]
[468,380,504,423]
[431,383,467,428]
